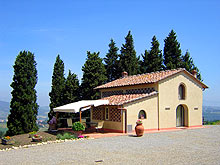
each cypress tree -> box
[181,51,194,72]
[81,51,107,100]
[63,70,80,104]
[140,50,149,73]
[7,51,38,135]
[104,39,120,82]
[141,36,163,73]
[163,30,182,70]
[119,31,139,75]
[181,51,202,80]
[48,55,65,121]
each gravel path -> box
[0,126,220,165]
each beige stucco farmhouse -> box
[90,68,208,133]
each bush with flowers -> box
[1,136,11,145]
[32,134,42,142]
[48,116,57,125]
[2,136,11,141]
[136,119,143,125]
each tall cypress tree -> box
[181,51,194,72]
[181,51,202,80]
[81,51,107,100]
[119,31,139,75]
[48,55,65,121]
[7,51,38,135]
[63,70,80,104]
[104,39,120,82]
[141,36,163,73]
[163,30,182,70]
[140,50,149,73]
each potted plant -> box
[29,131,37,138]
[1,136,11,145]
[135,119,144,137]
[32,134,42,142]
[72,121,85,137]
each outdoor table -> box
[86,122,98,127]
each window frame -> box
[178,83,186,100]
[138,110,147,119]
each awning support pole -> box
[79,109,82,123]
[118,107,127,133]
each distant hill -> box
[0,101,10,120]
[203,106,220,121]
[0,101,49,120]
[0,100,220,121]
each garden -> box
[0,121,88,150]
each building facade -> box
[91,68,208,133]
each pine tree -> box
[140,50,149,73]
[104,39,120,82]
[119,31,139,75]
[48,55,65,121]
[7,51,38,135]
[63,70,80,104]
[163,30,182,70]
[181,51,202,80]
[141,36,163,73]
[181,51,194,71]
[81,51,107,100]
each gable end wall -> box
[158,72,203,128]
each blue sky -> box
[0,0,219,106]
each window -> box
[138,110,147,119]
[178,84,186,100]
[105,107,109,120]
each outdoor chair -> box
[95,121,104,133]
[81,119,87,129]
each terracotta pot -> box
[135,123,144,137]
[32,136,42,142]
[73,131,83,137]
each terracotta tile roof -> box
[100,91,158,106]
[95,68,208,89]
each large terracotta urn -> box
[135,121,144,137]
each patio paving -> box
[0,125,218,165]
[60,125,207,139]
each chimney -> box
[191,69,197,78]
[121,71,128,78]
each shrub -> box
[56,133,76,140]
[72,122,85,131]
[29,131,37,135]
[0,130,5,138]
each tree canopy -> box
[104,39,120,82]
[63,70,80,104]
[119,31,139,75]
[81,51,107,100]
[163,30,182,70]
[48,55,65,121]
[7,51,38,135]
[141,36,163,73]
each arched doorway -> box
[176,105,185,127]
